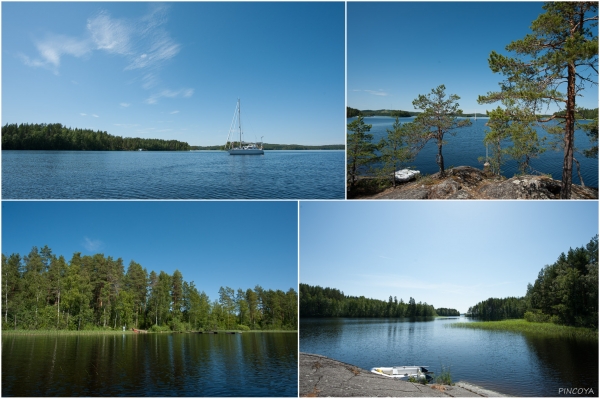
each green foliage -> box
[478,2,598,198]
[435,365,453,385]
[524,310,551,323]
[483,106,545,176]
[405,85,472,177]
[347,116,376,189]
[467,297,528,320]
[526,235,598,328]
[1,247,298,332]
[467,236,598,329]
[2,123,191,151]
[579,116,598,159]
[347,107,360,118]
[377,117,414,187]
[149,324,171,333]
[299,284,436,318]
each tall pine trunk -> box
[561,61,576,199]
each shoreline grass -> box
[450,319,598,341]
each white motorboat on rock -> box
[370,366,432,381]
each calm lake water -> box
[300,317,598,397]
[2,332,297,397]
[351,116,599,188]
[1,150,344,199]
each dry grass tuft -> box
[346,366,360,376]
[312,361,322,371]
[430,384,447,392]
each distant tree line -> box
[346,107,415,118]
[1,246,297,332]
[467,297,528,320]
[300,283,453,318]
[191,143,344,151]
[2,123,191,151]
[436,308,461,316]
[467,236,598,329]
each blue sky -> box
[2,2,344,146]
[348,2,599,114]
[2,201,298,301]
[300,201,598,314]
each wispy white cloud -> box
[20,4,182,85]
[170,110,179,114]
[92,114,99,118]
[365,89,389,97]
[145,88,194,104]
[83,237,103,252]
[80,113,87,116]
[120,103,131,108]
[352,89,390,97]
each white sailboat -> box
[226,99,264,155]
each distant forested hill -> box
[300,283,440,317]
[347,108,416,118]
[2,123,191,151]
[191,143,344,150]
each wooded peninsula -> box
[464,235,598,330]
[299,283,459,318]
[2,246,298,332]
[2,123,191,151]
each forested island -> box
[2,123,191,151]
[458,236,598,338]
[191,143,344,150]
[1,246,298,332]
[299,283,458,318]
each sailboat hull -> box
[228,148,264,155]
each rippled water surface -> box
[353,116,598,187]
[2,150,345,199]
[300,317,598,397]
[2,332,298,397]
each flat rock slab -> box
[367,166,598,200]
[300,353,508,397]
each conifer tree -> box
[478,2,598,198]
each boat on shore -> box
[395,169,420,182]
[226,99,264,155]
[370,366,432,380]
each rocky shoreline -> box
[299,352,508,397]
[354,166,598,200]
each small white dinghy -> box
[370,366,432,380]
[394,169,420,182]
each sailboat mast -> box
[238,98,242,147]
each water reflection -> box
[2,333,297,397]
[300,317,598,397]
[524,334,598,396]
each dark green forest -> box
[467,236,598,328]
[299,283,458,318]
[435,308,461,316]
[1,246,297,332]
[2,123,191,151]
[346,107,415,118]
